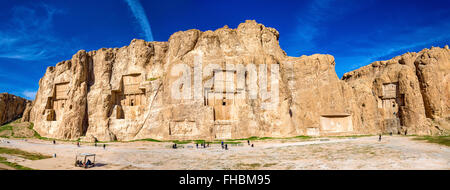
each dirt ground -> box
[0,136,448,170]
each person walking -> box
[103,144,106,150]
[379,134,382,142]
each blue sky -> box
[0,0,449,99]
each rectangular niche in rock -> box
[44,82,69,121]
[381,82,404,118]
[169,120,199,138]
[214,124,232,139]
[205,69,242,121]
[113,73,146,107]
[53,82,69,110]
[320,114,353,134]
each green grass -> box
[146,77,159,81]
[170,140,192,144]
[2,120,311,145]
[0,147,51,160]
[413,136,450,147]
[0,124,13,131]
[263,163,277,167]
[129,138,242,145]
[0,146,50,170]
[333,135,374,138]
[236,163,261,169]
[227,135,312,141]
[127,135,315,145]
[0,156,34,170]
[129,138,161,142]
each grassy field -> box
[0,147,52,170]
[0,156,34,170]
[0,147,52,160]
[0,124,14,137]
[227,135,313,142]
[413,136,450,146]
[332,135,375,139]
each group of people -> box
[221,141,228,150]
[170,140,255,150]
[75,159,93,168]
[247,140,254,147]
[75,141,106,149]
[196,142,210,149]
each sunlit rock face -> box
[342,46,450,136]
[25,21,449,141]
[0,93,29,126]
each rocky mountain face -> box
[0,93,29,125]
[343,46,450,135]
[23,20,449,141]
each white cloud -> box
[22,90,36,99]
[124,0,154,41]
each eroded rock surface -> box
[25,20,449,141]
[343,46,450,135]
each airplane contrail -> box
[124,0,154,41]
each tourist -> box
[248,140,250,145]
[53,140,56,144]
[196,143,198,149]
[225,144,228,150]
[103,144,106,150]
[379,134,382,141]
[251,144,254,147]
[77,142,80,147]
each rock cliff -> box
[24,20,449,141]
[343,46,450,135]
[0,93,29,125]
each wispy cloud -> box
[0,3,78,61]
[335,22,450,73]
[22,90,36,100]
[290,0,361,54]
[287,0,450,78]
[124,0,154,41]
